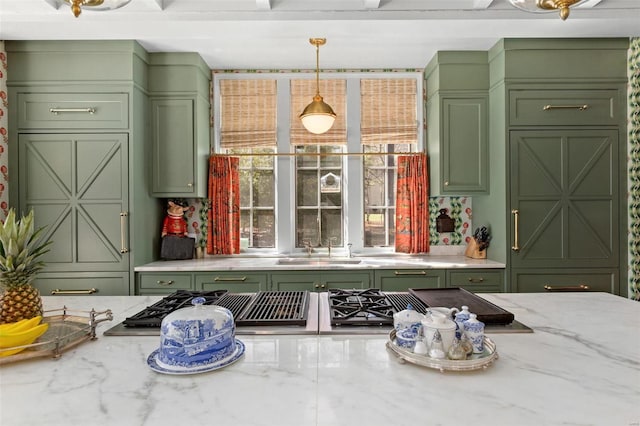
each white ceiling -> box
[1,0,639,70]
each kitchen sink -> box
[277,257,362,265]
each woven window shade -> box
[290,79,347,146]
[361,79,417,145]
[220,79,277,149]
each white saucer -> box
[147,339,245,375]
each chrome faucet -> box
[327,237,336,258]
[303,240,313,257]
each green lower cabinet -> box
[37,272,130,296]
[374,269,445,292]
[271,270,370,292]
[322,271,372,290]
[511,268,619,294]
[138,272,194,294]
[196,272,267,293]
[446,269,504,293]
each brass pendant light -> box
[509,0,587,20]
[63,0,131,17]
[299,38,336,135]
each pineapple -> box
[0,209,52,324]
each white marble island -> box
[1,293,638,426]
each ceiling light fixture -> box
[63,0,132,18]
[299,38,336,135]
[509,0,587,20]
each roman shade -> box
[361,78,417,145]
[220,79,277,149]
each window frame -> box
[212,70,424,256]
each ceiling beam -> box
[256,0,272,10]
[472,0,495,9]
[43,0,60,10]
[363,0,381,9]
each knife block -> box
[464,238,487,259]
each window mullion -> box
[345,78,362,253]
[276,76,293,254]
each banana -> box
[0,323,49,354]
[0,316,43,334]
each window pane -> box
[364,208,386,246]
[322,209,343,247]
[365,169,385,206]
[254,210,275,248]
[227,147,275,249]
[297,170,318,206]
[296,209,319,247]
[253,170,274,207]
[295,145,344,248]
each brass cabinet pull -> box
[187,183,194,187]
[467,277,484,283]
[51,288,98,295]
[542,104,589,111]
[120,212,129,253]
[314,283,320,288]
[511,209,520,252]
[49,107,96,115]
[156,280,175,286]
[213,276,247,282]
[394,271,427,275]
[543,284,590,292]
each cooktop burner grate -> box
[214,293,253,319]
[237,291,309,326]
[122,290,227,327]
[328,288,395,326]
[383,293,428,314]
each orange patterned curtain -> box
[395,153,429,253]
[207,156,240,255]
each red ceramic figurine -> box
[161,200,189,237]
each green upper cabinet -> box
[151,98,196,194]
[425,51,489,195]
[148,53,211,198]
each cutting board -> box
[408,287,515,325]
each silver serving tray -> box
[386,329,498,372]
[0,307,112,365]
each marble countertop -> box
[135,253,506,272]
[1,292,638,426]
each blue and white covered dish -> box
[147,297,245,375]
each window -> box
[214,72,423,255]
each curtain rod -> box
[211,152,425,157]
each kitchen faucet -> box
[302,240,313,257]
[327,237,337,258]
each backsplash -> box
[181,196,472,249]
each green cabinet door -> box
[321,271,371,290]
[137,272,194,294]
[509,129,619,269]
[271,272,321,292]
[374,269,445,291]
[271,270,369,292]
[196,272,267,293]
[446,269,504,293]
[440,96,489,194]
[19,133,129,274]
[151,98,196,196]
